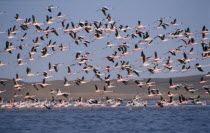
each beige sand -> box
[0,74,210,101]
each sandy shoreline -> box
[0,74,210,101]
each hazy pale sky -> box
[0,0,209,82]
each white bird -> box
[103,86,113,93]
[0,61,6,66]
[95,85,103,92]
[64,77,73,86]
[56,89,70,98]
[0,90,6,94]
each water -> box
[0,106,209,133]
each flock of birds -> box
[0,5,210,109]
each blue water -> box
[0,106,209,133]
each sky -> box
[0,0,209,82]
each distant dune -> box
[0,74,210,101]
